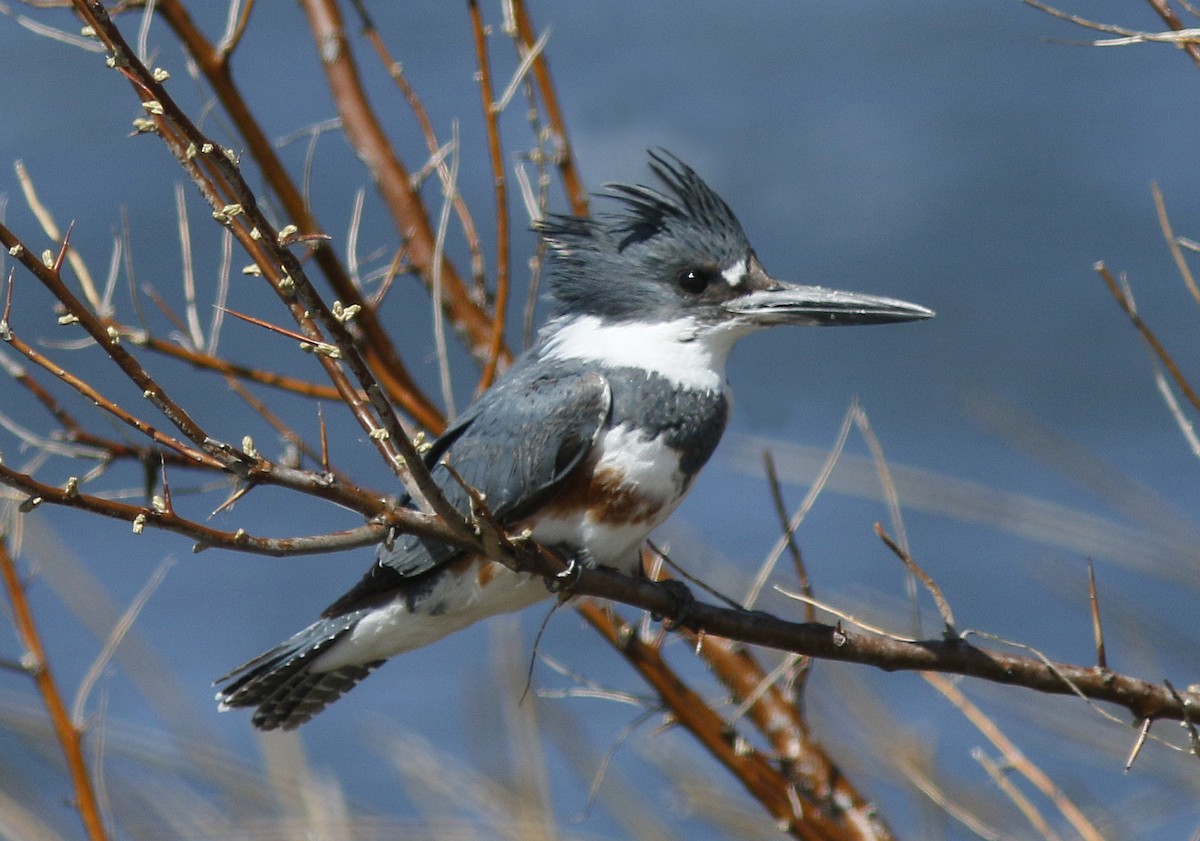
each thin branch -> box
[510,0,588,215]
[13,160,103,312]
[925,672,1105,841]
[154,0,445,432]
[216,0,253,58]
[874,523,957,637]
[298,0,510,372]
[1125,717,1152,772]
[744,404,854,609]
[469,0,512,392]
[174,182,204,350]
[1151,181,1200,306]
[0,536,109,841]
[429,130,461,419]
[1151,362,1200,457]
[1096,261,1200,414]
[128,329,350,400]
[760,450,813,621]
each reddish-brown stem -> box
[694,634,893,840]
[577,601,853,841]
[1143,0,1200,70]
[348,0,487,293]
[129,330,350,401]
[154,0,445,433]
[0,538,109,841]
[468,0,512,391]
[298,0,511,373]
[0,460,454,555]
[0,224,220,463]
[1096,262,1200,413]
[511,0,588,216]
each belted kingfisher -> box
[216,151,932,729]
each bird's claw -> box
[547,555,584,593]
[652,579,695,630]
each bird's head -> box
[535,150,933,338]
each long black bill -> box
[725,281,934,327]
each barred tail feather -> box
[216,610,380,730]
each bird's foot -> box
[652,579,696,630]
[546,554,585,594]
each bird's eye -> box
[677,268,715,295]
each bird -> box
[215,150,933,730]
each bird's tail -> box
[215,610,381,730]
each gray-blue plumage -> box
[215,150,933,730]
[539,151,755,323]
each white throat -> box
[540,314,753,392]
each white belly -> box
[313,424,688,671]
[531,423,687,571]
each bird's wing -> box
[321,368,611,617]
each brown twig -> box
[763,451,814,622]
[576,601,851,841]
[0,536,109,841]
[874,523,957,637]
[1087,559,1107,670]
[468,0,512,392]
[297,0,510,372]
[1095,261,1200,414]
[510,0,588,215]
[128,329,350,401]
[346,0,487,294]
[154,0,445,432]
[1142,0,1200,70]
[1150,181,1200,306]
[693,633,893,840]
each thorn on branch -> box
[1125,718,1151,773]
[1086,559,1107,670]
[874,522,958,638]
[1164,679,1200,758]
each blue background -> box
[1,2,1198,838]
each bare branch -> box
[469,0,512,392]
[0,535,109,841]
[297,0,510,372]
[510,0,588,215]
[154,0,445,432]
[1096,261,1200,415]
